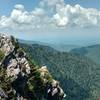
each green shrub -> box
[17,48,24,57]
[11,36,19,50]
[0,67,15,99]
[0,50,4,62]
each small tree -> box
[0,67,15,99]
[0,50,4,62]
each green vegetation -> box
[0,55,52,99]
[1,35,100,100]
[11,66,46,100]
[0,50,4,62]
[28,67,44,99]
[0,37,54,100]
[17,48,24,57]
[19,43,100,100]
[11,35,19,50]
[70,44,100,65]
[0,67,15,99]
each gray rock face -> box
[39,66,66,100]
[0,33,30,79]
[0,33,65,100]
[0,33,14,56]
[46,79,65,100]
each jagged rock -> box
[0,33,15,56]
[0,34,31,79]
[39,66,65,100]
[7,59,20,78]
[0,33,65,100]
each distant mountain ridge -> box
[70,44,100,65]
[18,39,80,52]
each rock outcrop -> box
[0,33,30,79]
[0,33,65,100]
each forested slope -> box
[20,43,100,100]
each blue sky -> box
[0,0,39,16]
[0,0,100,15]
[0,0,100,16]
[0,0,100,46]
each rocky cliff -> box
[0,33,65,100]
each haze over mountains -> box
[19,39,100,65]
[70,44,100,65]
[18,39,81,52]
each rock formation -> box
[0,33,65,100]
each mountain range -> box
[18,39,80,52]
[0,35,100,100]
[19,42,100,100]
[70,44,100,65]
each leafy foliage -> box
[11,35,19,50]
[0,50,4,62]
[28,67,44,98]
[0,67,15,99]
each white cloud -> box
[11,6,32,24]
[0,4,48,31]
[0,2,100,31]
[14,4,24,10]
[40,0,64,7]
[39,0,65,14]
[0,16,14,29]
[53,14,69,26]
[53,4,100,27]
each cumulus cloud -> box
[40,0,64,7]
[0,1,100,31]
[53,4,100,27]
[14,4,24,10]
[39,0,65,14]
[53,14,69,26]
[0,4,48,30]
